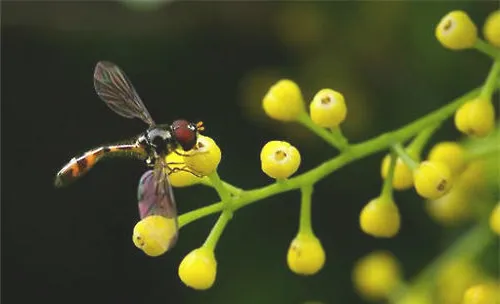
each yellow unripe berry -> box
[381,154,415,190]
[414,161,453,200]
[489,203,500,235]
[455,97,496,138]
[309,89,347,128]
[183,135,221,176]
[260,140,301,179]
[359,197,401,238]
[483,10,500,47]
[352,251,402,301]
[437,260,484,304]
[178,247,217,290]
[287,233,326,276]
[463,283,500,304]
[165,152,202,187]
[426,188,471,226]
[262,79,305,121]
[435,10,478,50]
[132,215,177,257]
[428,141,466,176]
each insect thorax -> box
[138,126,177,162]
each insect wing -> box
[137,170,178,220]
[94,61,155,126]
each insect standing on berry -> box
[54,61,205,250]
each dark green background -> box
[2,1,497,303]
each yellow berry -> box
[489,203,500,235]
[435,10,478,50]
[183,135,221,176]
[381,154,415,190]
[426,187,471,226]
[455,97,496,138]
[178,247,217,290]
[414,161,453,200]
[262,79,305,121]
[352,251,402,301]
[165,152,202,187]
[359,197,400,238]
[132,215,177,257]
[463,283,500,304]
[287,233,325,276]
[483,10,500,47]
[309,89,347,128]
[260,140,301,179]
[437,259,484,304]
[428,141,466,176]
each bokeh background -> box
[2,1,498,303]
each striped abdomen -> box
[54,144,145,187]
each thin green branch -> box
[202,211,232,250]
[381,151,397,200]
[392,143,419,171]
[474,39,500,61]
[297,112,347,151]
[200,177,243,196]
[407,123,440,157]
[178,84,487,227]
[480,59,500,98]
[299,184,314,235]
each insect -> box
[55,61,204,250]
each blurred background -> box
[2,1,498,303]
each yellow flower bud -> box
[381,154,414,190]
[359,197,400,238]
[463,283,500,304]
[414,161,453,200]
[165,152,202,187]
[428,141,466,176]
[260,140,301,179]
[483,10,500,47]
[489,203,500,236]
[426,187,471,226]
[435,10,478,50]
[132,215,177,257]
[437,260,484,304]
[352,251,402,301]
[455,97,496,138]
[262,79,305,121]
[287,233,325,275]
[183,135,221,176]
[309,89,347,128]
[178,247,217,290]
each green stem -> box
[409,222,494,291]
[207,171,232,203]
[330,126,349,148]
[202,211,232,251]
[381,151,397,200]
[407,123,440,157]
[297,112,347,151]
[474,39,500,61]
[480,60,500,98]
[299,185,314,235]
[200,176,243,196]
[178,85,487,226]
[392,143,419,170]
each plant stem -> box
[480,59,500,98]
[208,171,232,203]
[202,211,232,251]
[407,123,440,156]
[200,177,243,196]
[299,185,314,235]
[178,85,486,226]
[474,39,500,61]
[297,112,347,151]
[392,143,419,170]
[381,151,397,200]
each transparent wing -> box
[137,163,179,249]
[94,61,155,126]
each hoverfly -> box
[55,61,204,250]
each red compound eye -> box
[171,119,197,151]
